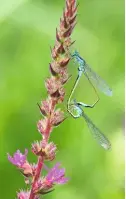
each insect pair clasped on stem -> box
[67,50,112,150]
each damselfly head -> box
[68,105,82,118]
[101,142,111,150]
[71,50,79,58]
[68,99,83,118]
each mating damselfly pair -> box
[67,51,112,150]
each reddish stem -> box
[29,99,56,199]
[45,98,57,141]
[29,0,77,197]
[29,156,44,199]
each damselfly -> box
[67,50,112,110]
[69,99,111,150]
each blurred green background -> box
[0,0,124,198]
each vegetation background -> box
[0,0,124,198]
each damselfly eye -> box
[69,104,82,118]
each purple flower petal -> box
[56,177,69,184]
[7,149,28,167]
[45,162,69,185]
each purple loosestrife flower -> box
[7,149,28,167]
[45,163,69,184]
[34,163,68,194]
[8,149,34,177]
[8,0,78,198]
